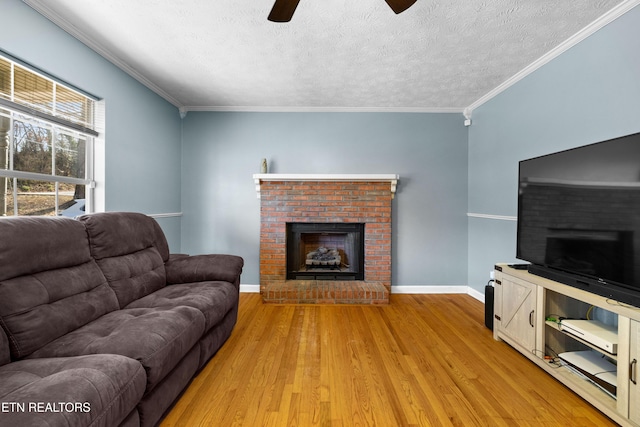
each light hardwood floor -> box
[160,293,617,426]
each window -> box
[0,54,99,217]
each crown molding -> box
[22,0,184,107]
[182,105,465,113]
[464,0,640,117]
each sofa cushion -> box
[27,306,205,392]
[0,266,119,360]
[79,212,171,308]
[0,216,91,281]
[79,212,170,262]
[126,281,239,331]
[0,216,119,359]
[94,246,167,308]
[0,354,146,427]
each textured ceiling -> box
[23,0,630,112]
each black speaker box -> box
[484,285,494,330]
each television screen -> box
[516,132,640,302]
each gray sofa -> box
[0,212,243,427]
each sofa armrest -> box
[165,254,244,286]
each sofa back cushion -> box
[0,216,119,359]
[79,212,170,308]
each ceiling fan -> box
[268,0,417,22]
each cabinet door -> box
[630,320,640,423]
[499,277,537,352]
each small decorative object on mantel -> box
[260,158,268,174]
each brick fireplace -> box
[254,174,399,304]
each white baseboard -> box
[392,285,485,303]
[239,284,486,303]
[239,284,260,293]
[391,285,467,294]
[466,286,486,303]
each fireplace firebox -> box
[286,222,365,280]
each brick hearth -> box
[254,174,398,304]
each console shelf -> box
[493,263,640,427]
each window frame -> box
[0,53,100,217]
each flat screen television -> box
[516,131,640,307]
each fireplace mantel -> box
[253,173,399,198]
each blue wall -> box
[181,112,469,287]
[6,0,639,293]
[1,0,183,249]
[467,5,640,293]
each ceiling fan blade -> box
[384,0,417,14]
[268,0,301,22]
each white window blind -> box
[0,55,98,136]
